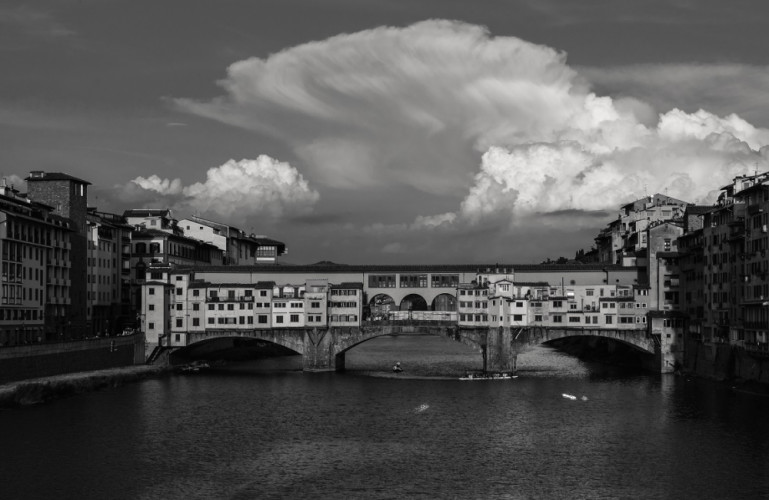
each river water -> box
[2,336,769,499]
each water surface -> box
[2,337,768,499]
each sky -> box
[2,0,769,265]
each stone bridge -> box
[178,322,657,372]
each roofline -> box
[177,263,634,274]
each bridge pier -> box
[484,327,517,373]
[302,328,341,372]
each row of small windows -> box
[458,301,488,308]
[369,275,460,289]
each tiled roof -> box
[124,208,171,218]
[25,172,91,185]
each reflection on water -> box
[3,335,769,500]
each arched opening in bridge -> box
[342,330,483,377]
[399,294,428,311]
[169,337,302,370]
[432,293,457,311]
[368,294,395,321]
[518,335,655,374]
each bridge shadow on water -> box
[344,333,484,378]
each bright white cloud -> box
[124,156,319,220]
[174,20,769,235]
[132,175,183,195]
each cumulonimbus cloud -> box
[173,20,769,233]
[121,156,319,220]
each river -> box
[2,335,769,499]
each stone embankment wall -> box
[684,338,769,384]
[0,365,168,408]
[0,334,145,384]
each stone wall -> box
[684,337,769,384]
[0,334,144,384]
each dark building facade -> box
[26,171,90,338]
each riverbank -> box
[0,364,170,408]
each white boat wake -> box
[415,404,430,413]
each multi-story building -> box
[328,282,362,327]
[25,171,90,339]
[732,174,769,347]
[124,208,179,235]
[304,279,328,327]
[0,183,71,345]
[596,194,688,266]
[86,209,133,336]
[272,284,306,328]
[178,215,287,265]
[457,283,489,327]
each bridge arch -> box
[170,336,303,365]
[431,293,457,312]
[184,329,306,356]
[515,327,655,354]
[399,294,428,311]
[333,325,485,361]
[369,293,395,321]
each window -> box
[605,315,613,324]
[193,290,199,297]
[534,315,543,322]
[176,319,182,327]
[148,322,155,329]
[513,314,523,321]
[431,274,459,288]
[176,304,182,311]
[148,304,155,311]
[311,301,321,309]
[290,314,300,322]
[193,303,199,311]
[552,315,563,323]
[192,318,199,326]
[148,287,155,295]
[276,316,284,324]
[176,288,182,295]
[368,274,396,288]
[552,301,562,308]
[399,274,428,288]
[208,304,215,310]
[568,316,581,323]
[260,290,267,297]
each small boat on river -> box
[459,372,517,381]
